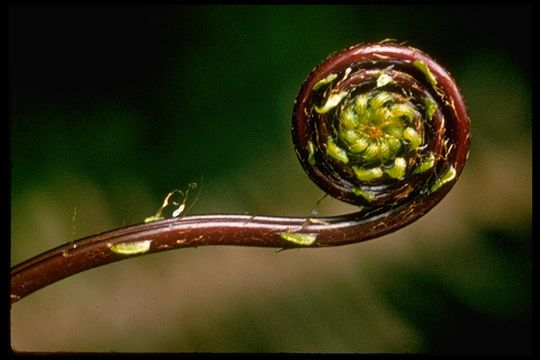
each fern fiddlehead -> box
[11,42,470,303]
[293,42,470,235]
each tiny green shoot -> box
[352,187,376,202]
[280,232,317,246]
[315,91,348,114]
[430,166,457,193]
[326,137,349,164]
[403,127,422,150]
[313,73,338,91]
[353,166,383,181]
[307,141,316,166]
[144,183,199,223]
[424,97,438,120]
[413,60,437,86]
[414,153,435,174]
[110,240,152,255]
[386,157,407,179]
[376,72,395,88]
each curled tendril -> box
[11,42,470,303]
[293,42,470,219]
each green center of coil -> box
[323,90,424,182]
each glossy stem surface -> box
[11,196,440,303]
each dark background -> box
[10,5,531,353]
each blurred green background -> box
[10,5,531,353]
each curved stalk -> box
[11,42,471,304]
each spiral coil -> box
[293,43,470,212]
